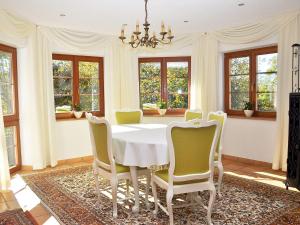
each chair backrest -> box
[207,111,227,157]
[86,113,116,173]
[184,109,203,121]
[166,120,220,184]
[115,109,143,124]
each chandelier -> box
[118,0,174,48]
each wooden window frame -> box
[138,56,191,116]
[52,54,105,120]
[224,46,278,118]
[0,43,21,173]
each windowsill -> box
[228,115,276,121]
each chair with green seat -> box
[207,111,227,197]
[184,109,203,121]
[86,113,149,218]
[151,119,220,225]
[115,109,143,124]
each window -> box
[0,43,21,173]
[139,57,191,115]
[52,54,104,119]
[224,46,278,118]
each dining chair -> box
[184,109,203,121]
[207,111,227,197]
[151,119,220,225]
[115,109,143,124]
[86,113,149,218]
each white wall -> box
[55,120,92,160]
[223,118,277,163]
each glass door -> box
[0,43,21,173]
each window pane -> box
[54,96,72,112]
[230,92,249,110]
[168,94,188,109]
[79,78,99,94]
[140,62,161,110]
[79,61,99,78]
[257,93,276,112]
[52,60,73,113]
[167,62,189,109]
[5,126,17,168]
[257,73,277,92]
[230,57,249,75]
[257,53,277,73]
[0,51,14,116]
[79,61,100,112]
[256,53,277,112]
[53,78,72,95]
[167,62,188,78]
[0,51,12,83]
[230,75,249,92]
[0,83,14,115]
[80,95,99,111]
[53,60,72,77]
[229,56,250,110]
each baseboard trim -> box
[57,155,93,165]
[222,154,272,167]
[21,156,94,171]
[21,165,33,171]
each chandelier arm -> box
[156,38,171,45]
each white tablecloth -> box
[112,124,168,167]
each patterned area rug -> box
[22,166,300,225]
[0,209,37,225]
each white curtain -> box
[273,13,300,171]
[0,91,10,190]
[191,33,218,116]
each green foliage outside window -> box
[229,53,277,112]
[140,61,189,110]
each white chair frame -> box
[207,111,227,197]
[86,113,149,217]
[184,109,203,121]
[114,109,143,124]
[151,120,220,225]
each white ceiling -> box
[0,0,299,35]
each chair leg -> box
[130,166,140,213]
[125,179,130,198]
[93,169,100,200]
[166,189,174,225]
[217,162,224,197]
[151,178,158,215]
[207,187,216,225]
[145,171,151,209]
[111,178,118,218]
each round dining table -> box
[111,123,169,212]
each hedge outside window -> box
[224,46,278,118]
[139,57,191,115]
[52,54,104,119]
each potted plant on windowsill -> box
[243,101,254,117]
[157,101,167,116]
[73,103,84,119]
